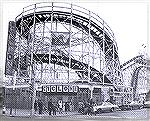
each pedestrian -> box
[38,100,43,115]
[80,101,84,114]
[69,101,73,111]
[65,102,67,112]
[34,100,38,113]
[48,99,53,115]
[65,102,70,112]
[52,104,57,115]
[87,101,93,115]
[67,102,70,111]
[90,99,93,106]
[58,100,63,114]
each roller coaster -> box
[4,2,149,117]
[4,3,123,116]
[5,2,121,86]
[121,55,150,100]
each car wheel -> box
[110,107,114,112]
[139,106,143,109]
[130,106,133,110]
[97,109,102,114]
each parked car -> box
[144,101,150,108]
[129,101,143,110]
[93,102,119,114]
[119,104,131,111]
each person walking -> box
[64,102,69,112]
[78,101,84,114]
[67,102,70,111]
[48,99,53,115]
[58,100,63,114]
[52,104,57,115]
[34,100,38,114]
[38,100,43,115]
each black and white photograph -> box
[0,0,150,121]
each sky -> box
[0,0,149,85]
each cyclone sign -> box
[42,85,78,93]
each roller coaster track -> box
[121,55,150,100]
[131,66,150,100]
[13,53,111,84]
[120,55,144,70]
[12,3,120,85]
[15,10,118,59]
[121,55,150,67]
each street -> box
[0,108,149,121]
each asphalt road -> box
[0,108,149,121]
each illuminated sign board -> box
[42,85,78,93]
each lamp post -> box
[138,44,147,56]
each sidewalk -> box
[3,108,80,118]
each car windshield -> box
[102,102,112,106]
[130,101,138,105]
